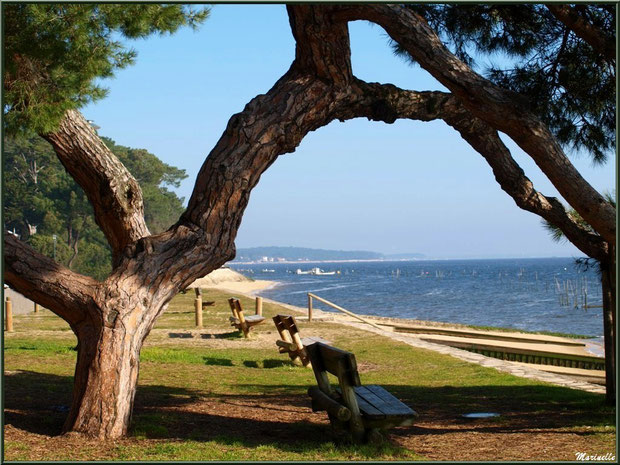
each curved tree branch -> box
[4,234,99,326]
[340,79,608,262]
[334,4,616,245]
[547,4,615,62]
[435,96,610,263]
[42,109,150,265]
[106,5,360,304]
[123,3,609,307]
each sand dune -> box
[189,267,275,295]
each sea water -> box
[230,257,604,338]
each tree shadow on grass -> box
[203,357,234,366]
[243,359,295,369]
[4,370,75,436]
[200,332,241,340]
[168,332,194,338]
[4,371,614,451]
[380,383,614,431]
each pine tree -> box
[3,3,208,136]
[392,4,615,162]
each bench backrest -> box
[306,342,365,437]
[306,342,361,391]
[273,314,299,336]
[228,298,244,320]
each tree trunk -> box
[600,248,616,405]
[64,314,145,438]
[67,228,79,269]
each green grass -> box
[3,288,615,461]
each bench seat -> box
[352,385,416,424]
[301,336,330,346]
[230,314,265,325]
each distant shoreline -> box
[207,277,603,354]
[229,256,576,265]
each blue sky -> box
[82,4,615,259]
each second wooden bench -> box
[228,297,265,338]
[272,314,330,367]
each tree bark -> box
[600,247,616,404]
[4,233,97,325]
[67,227,79,269]
[42,110,150,265]
[65,317,142,437]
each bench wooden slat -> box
[355,385,416,417]
[301,336,330,345]
[351,388,386,418]
[244,315,265,324]
[230,316,265,326]
[316,344,361,387]
[364,384,414,411]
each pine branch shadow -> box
[3,370,614,451]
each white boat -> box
[262,269,275,273]
[313,267,336,275]
[296,267,339,275]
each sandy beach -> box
[189,267,277,295]
[198,279,277,295]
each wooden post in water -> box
[308,293,313,322]
[194,288,203,328]
[255,296,263,316]
[5,297,14,332]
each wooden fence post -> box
[34,303,40,314]
[308,293,313,321]
[5,297,14,332]
[255,296,263,316]
[194,288,203,328]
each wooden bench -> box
[306,341,417,443]
[228,297,265,338]
[272,314,330,367]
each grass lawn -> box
[3,289,616,461]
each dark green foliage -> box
[542,191,616,244]
[393,4,615,162]
[3,3,209,136]
[4,135,188,279]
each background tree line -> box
[4,134,187,280]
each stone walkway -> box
[269,304,605,396]
[258,296,606,394]
[344,319,605,394]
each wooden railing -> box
[306,292,385,331]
